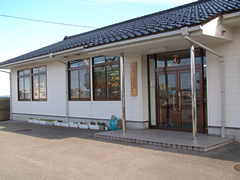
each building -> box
[0,0,240,141]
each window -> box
[93,56,120,100]
[18,69,31,100]
[69,58,90,100]
[32,66,47,101]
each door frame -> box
[156,67,204,132]
[156,71,178,131]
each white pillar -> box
[120,53,126,133]
[190,45,197,141]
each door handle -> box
[173,92,177,111]
[178,92,181,111]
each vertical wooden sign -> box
[130,62,138,96]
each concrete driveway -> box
[0,120,239,180]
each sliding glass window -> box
[93,56,120,100]
[18,69,31,101]
[69,58,90,100]
[32,66,47,101]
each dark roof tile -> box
[1,0,240,66]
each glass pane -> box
[18,71,24,76]
[70,70,79,99]
[159,73,177,128]
[79,59,90,66]
[157,49,201,68]
[93,56,105,64]
[149,57,156,126]
[94,66,106,99]
[39,66,46,72]
[70,62,79,68]
[157,59,165,67]
[33,75,39,100]
[33,68,38,74]
[19,77,24,100]
[24,69,30,75]
[167,58,191,67]
[195,57,201,64]
[106,56,119,62]
[24,76,30,100]
[107,64,120,99]
[79,68,90,98]
[39,74,47,99]
[180,72,200,130]
[203,56,208,130]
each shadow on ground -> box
[1,120,240,163]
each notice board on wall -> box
[130,62,138,96]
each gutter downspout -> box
[181,27,225,138]
[0,69,11,121]
[50,54,69,123]
[219,57,225,138]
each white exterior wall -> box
[11,54,148,128]
[141,55,149,125]
[124,54,148,128]
[69,101,121,120]
[11,60,66,117]
[207,27,240,140]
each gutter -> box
[0,46,84,69]
[223,11,240,19]
[0,70,12,121]
[181,27,225,138]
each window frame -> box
[31,66,47,101]
[92,56,121,101]
[68,58,91,101]
[17,69,31,101]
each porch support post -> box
[190,45,197,141]
[181,27,224,139]
[120,53,126,133]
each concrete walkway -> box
[0,120,240,179]
[95,129,234,152]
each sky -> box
[0,0,196,96]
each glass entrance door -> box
[157,70,201,131]
[158,72,178,129]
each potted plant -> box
[89,121,100,130]
[105,125,108,131]
[54,120,62,126]
[100,122,105,130]
[69,122,78,128]
[33,119,40,124]
[78,122,89,129]
[28,118,35,123]
[40,119,55,125]
[61,121,69,127]
[39,119,47,125]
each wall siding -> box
[12,61,66,117]
[207,27,240,128]
[125,54,144,122]
[11,54,147,126]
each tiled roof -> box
[1,0,240,66]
